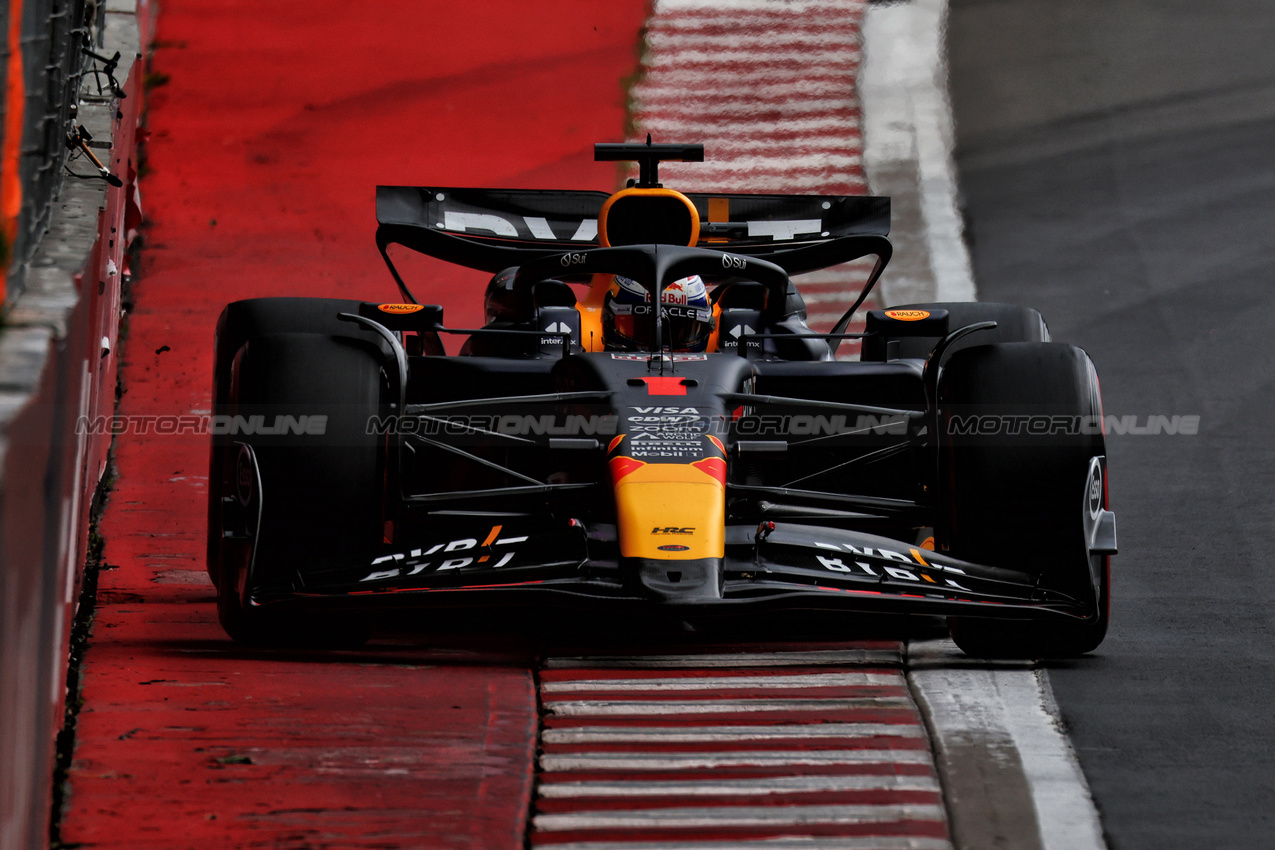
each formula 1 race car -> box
[206,141,1116,657]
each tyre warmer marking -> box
[529,642,952,848]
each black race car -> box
[207,142,1116,657]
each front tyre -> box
[938,342,1110,658]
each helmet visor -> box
[609,304,712,350]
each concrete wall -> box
[0,3,148,847]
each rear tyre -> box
[861,301,1049,363]
[938,342,1109,658]
[209,301,385,647]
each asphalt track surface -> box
[947,2,1275,847]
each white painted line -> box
[542,723,923,744]
[542,673,902,692]
[640,50,857,67]
[523,839,951,850]
[908,639,1105,850]
[655,173,868,193]
[631,116,863,136]
[640,102,860,120]
[531,840,951,850]
[540,750,934,772]
[630,141,861,160]
[649,155,864,173]
[641,69,861,91]
[545,697,911,716]
[801,291,875,305]
[860,0,975,303]
[657,0,866,13]
[648,31,862,50]
[538,774,940,797]
[544,650,902,668]
[649,128,860,144]
[806,311,866,325]
[535,803,945,831]
[656,10,863,26]
[652,15,864,28]
[796,269,879,286]
[639,79,859,101]
[1015,669,1107,850]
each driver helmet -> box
[481,267,522,325]
[602,274,714,352]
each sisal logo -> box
[652,527,695,535]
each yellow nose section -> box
[610,458,726,559]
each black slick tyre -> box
[208,299,385,647]
[938,342,1109,658]
[207,297,370,587]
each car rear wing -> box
[376,185,891,277]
